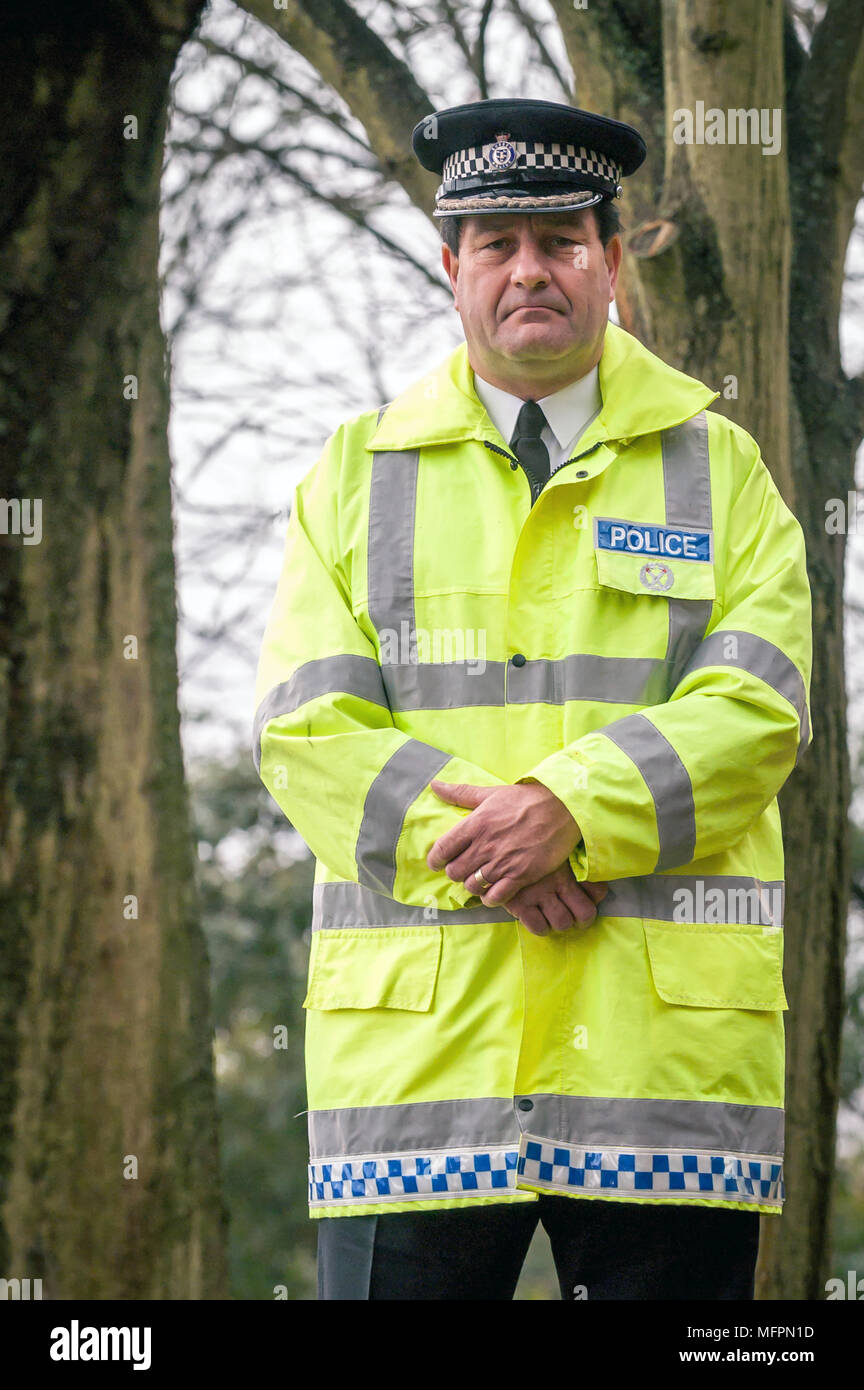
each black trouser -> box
[317,1194,761,1300]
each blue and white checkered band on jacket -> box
[441,141,622,188]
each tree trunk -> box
[0,6,228,1297]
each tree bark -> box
[0,5,229,1297]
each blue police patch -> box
[594,517,713,563]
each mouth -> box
[506,305,563,317]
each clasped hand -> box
[426,779,609,937]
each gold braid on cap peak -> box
[434,188,602,214]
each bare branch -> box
[475,0,496,99]
[233,0,440,214]
[435,0,476,77]
[502,0,573,93]
[195,34,376,155]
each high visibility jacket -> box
[253,320,813,1221]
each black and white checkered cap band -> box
[442,141,621,187]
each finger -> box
[467,868,495,896]
[542,894,577,933]
[476,875,521,907]
[444,847,496,883]
[558,878,599,926]
[580,880,610,905]
[427,821,475,871]
[503,893,526,920]
[516,906,550,937]
[429,780,490,808]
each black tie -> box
[510,400,551,498]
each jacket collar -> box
[367,321,719,454]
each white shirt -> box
[473,364,602,476]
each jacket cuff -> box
[446,879,482,909]
[521,732,662,882]
[516,755,591,881]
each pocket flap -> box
[644,922,788,1010]
[594,531,715,601]
[302,926,443,1012]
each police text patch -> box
[594,517,713,563]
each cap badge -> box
[640,561,674,592]
[486,131,518,169]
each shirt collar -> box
[472,363,602,452]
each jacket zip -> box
[483,437,605,505]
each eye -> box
[481,237,508,250]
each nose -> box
[510,233,551,288]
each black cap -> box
[411,97,646,218]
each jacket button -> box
[511,653,526,667]
[517,1098,533,1112]
[575,469,589,478]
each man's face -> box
[441,207,622,390]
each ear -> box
[605,233,623,299]
[441,242,459,300]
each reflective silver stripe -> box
[367,447,420,664]
[662,412,711,533]
[309,1096,517,1158]
[308,1094,783,1159]
[681,628,810,764]
[312,881,508,929]
[252,655,390,773]
[507,653,668,706]
[383,654,670,711]
[596,873,784,925]
[364,456,456,894]
[517,1094,783,1157]
[311,873,784,930]
[662,412,714,695]
[664,420,809,765]
[600,712,696,870]
[382,660,506,709]
[363,635,807,752]
[356,740,451,895]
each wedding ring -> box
[474,867,492,890]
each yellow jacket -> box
[253,321,813,1219]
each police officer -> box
[253,98,813,1300]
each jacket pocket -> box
[302,925,443,1012]
[594,542,715,601]
[643,921,788,1011]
